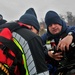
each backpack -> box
[0,22,27,75]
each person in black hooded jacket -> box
[0,8,49,75]
[41,10,75,75]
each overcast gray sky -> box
[0,0,75,22]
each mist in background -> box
[0,0,75,22]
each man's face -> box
[48,24,62,35]
[24,24,39,35]
[31,26,39,35]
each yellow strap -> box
[12,38,29,75]
[46,40,50,44]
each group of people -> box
[0,7,75,75]
[41,10,75,75]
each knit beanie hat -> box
[45,11,62,27]
[19,8,40,31]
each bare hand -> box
[48,51,63,61]
[57,35,73,51]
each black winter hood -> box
[45,10,67,38]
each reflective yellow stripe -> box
[46,40,50,44]
[12,38,23,52]
[4,64,9,68]
[12,38,29,75]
